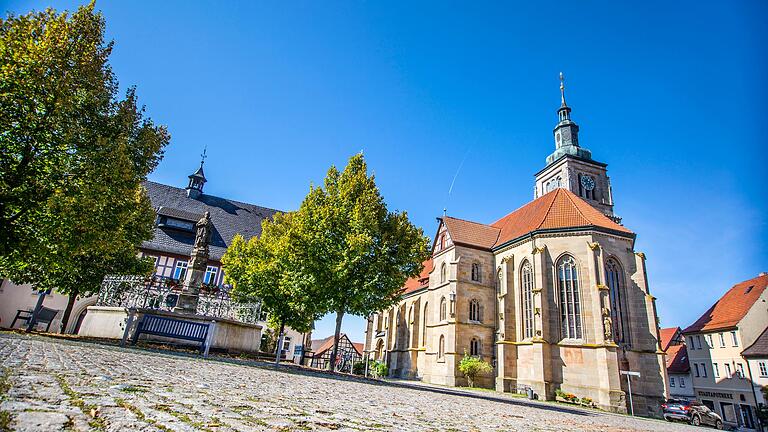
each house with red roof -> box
[681,273,768,429]
[660,327,694,399]
[364,77,667,416]
[307,333,363,373]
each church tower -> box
[534,73,618,221]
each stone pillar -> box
[174,212,212,315]
[530,245,552,399]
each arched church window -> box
[470,338,481,356]
[440,263,447,283]
[521,260,535,339]
[557,255,583,339]
[471,263,481,282]
[440,297,447,321]
[438,335,445,359]
[422,302,429,343]
[606,258,628,344]
[469,299,481,322]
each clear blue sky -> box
[7,1,767,343]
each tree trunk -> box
[328,310,345,371]
[275,321,285,365]
[60,289,79,334]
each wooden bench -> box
[123,313,215,357]
[11,307,59,332]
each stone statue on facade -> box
[600,306,614,341]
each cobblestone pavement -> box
[0,333,699,432]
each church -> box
[363,75,667,416]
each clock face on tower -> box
[580,174,595,191]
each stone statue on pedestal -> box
[174,212,212,315]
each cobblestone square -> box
[0,333,698,431]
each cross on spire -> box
[200,146,208,166]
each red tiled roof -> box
[742,327,768,358]
[682,274,768,334]
[666,344,690,374]
[442,217,500,249]
[403,259,433,295]
[490,188,632,246]
[659,327,681,351]
[309,333,363,357]
[352,343,364,355]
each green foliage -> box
[458,352,492,387]
[371,361,388,378]
[223,212,322,338]
[290,154,431,365]
[555,388,580,403]
[0,4,168,329]
[352,361,366,375]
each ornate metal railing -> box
[96,275,266,325]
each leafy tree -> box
[292,154,430,369]
[458,352,492,388]
[0,4,168,331]
[223,212,322,364]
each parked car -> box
[689,405,723,429]
[662,398,693,422]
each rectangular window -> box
[731,331,738,347]
[282,336,292,352]
[724,363,732,378]
[759,361,768,377]
[670,377,676,387]
[696,335,702,350]
[713,363,720,378]
[173,260,188,280]
[204,266,218,285]
[680,377,685,387]
[694,363,700,377]
[719,333,726,348]
[736,363,744,378]
[700,363,707,378]
[705,334,713,348]
[688,336,696,349]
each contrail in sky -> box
[448,149,471,196]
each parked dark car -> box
[689,404,723,429]
[662,398,693,422]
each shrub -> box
[458,352,492,387]
[352,361,366,375]
[581,397,593,406]
[372,361,388,378]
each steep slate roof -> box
[141,181,280,261]
[682,274,768,334]
[490,188,632,247]
[666,344,691,374]
[660,327,681,351]
[403,259,433,295]
[742,327,768,358]
[442,217,500,249]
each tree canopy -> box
[0,4,169,331]
[223,212,323,362]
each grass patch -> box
[119,385,147,393]
[114,398,172,432]
[0,368,11,432]
[55,374,107,431]
[152,404,212,431]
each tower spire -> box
[186,146,208,199]
[560,72,566,107]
